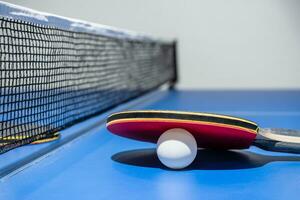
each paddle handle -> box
[253,140,300,154]
[254,128,300,154]
[257,128,300,143]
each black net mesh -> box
[0,17,177,153]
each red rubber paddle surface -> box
[107,113,258,150]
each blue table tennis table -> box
[1,89,300,200]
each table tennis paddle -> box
[0,132,60,146]
[0,122,60,148]
[107,110,300,154]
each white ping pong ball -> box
[156,128,197,169]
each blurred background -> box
[6,0,300,89]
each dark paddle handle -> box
[253,139,300,154]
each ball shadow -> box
[111,148,300,170]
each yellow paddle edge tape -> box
[0,132,60,146]
[109,110,258,126]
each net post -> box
[169,40,178,90]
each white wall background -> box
[5,0,300,89]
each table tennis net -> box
[0,10,177,153]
